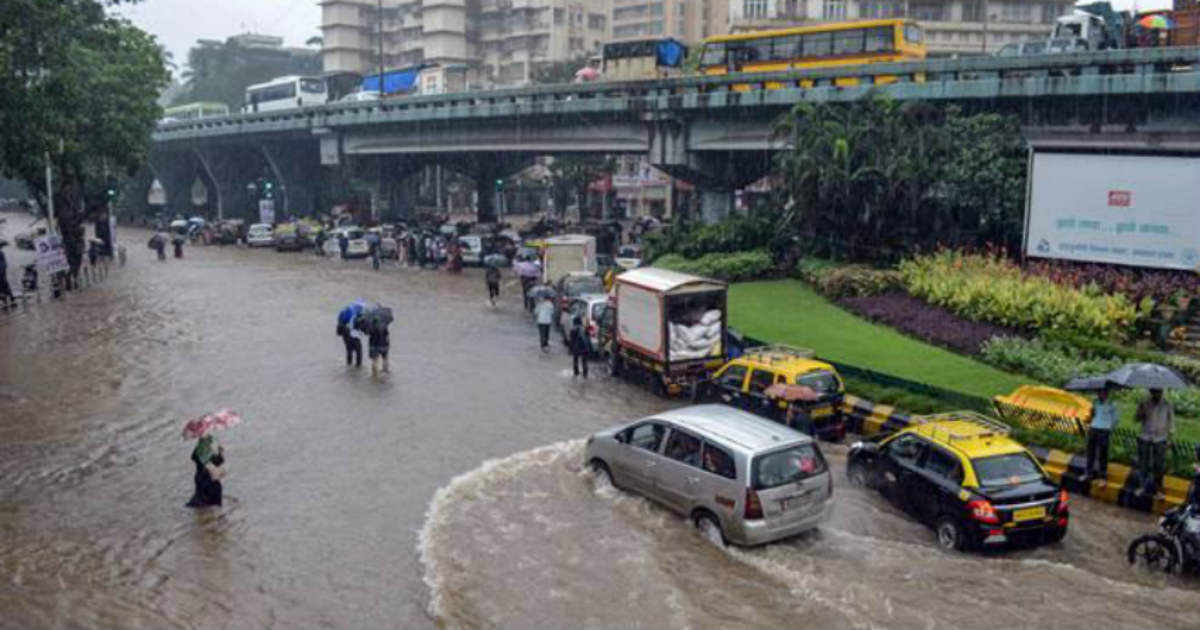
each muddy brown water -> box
[1,216,1197,629]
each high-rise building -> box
[727,0,1073,55]
[320,0,614,86]
[610,0,730,43]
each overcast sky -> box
[119,0,1171,75]
[116,0,322,70]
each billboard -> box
[1025,152,1200,271]
[258,199,275,225]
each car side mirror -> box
[615,433,627,445]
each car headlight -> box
[850,441,864,450]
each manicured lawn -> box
[728,279,1200,443]
[729,280,1039,399]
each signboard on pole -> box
[190,178,208,207]
[1025,152,1200,271]
[35,234,69,274]
[258,199,275,225]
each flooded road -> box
[0,218,669,629]
[2,214,1197,628]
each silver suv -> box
[585,404,833,546]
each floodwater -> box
[1,214,1198,629]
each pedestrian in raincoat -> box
[186,434,225,508]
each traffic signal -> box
[495,178,504,191]
[105,178,118,202]
[263,179,274,199]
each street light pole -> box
[377,0,385,93]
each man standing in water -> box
[337,304,363,367]
[1085,384,1117,484]
[0,241,13,309]
[1135,388,1175,498]
[568,315,589,378]
[534,294,555,352]
[485,264,501,307]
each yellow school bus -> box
[698,19,926,88]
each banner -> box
[1025,152,1200,271]
[35,234,69,274]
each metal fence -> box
[1,250,124,315]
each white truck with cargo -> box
[542,234,597,284]
[609,267,728,396]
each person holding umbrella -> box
[182,410,240,508]
[337,301,365,367]
[1085,383,1117,485]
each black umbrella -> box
[359,305,393,330]
[484,253,509,268]
[1104,363,1190,390]
[1063,376,1113,392]
[528,285,556,300]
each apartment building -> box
[320,0,613,86]
[728,0,1075,55]
[610,0,730,43]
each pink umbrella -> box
[182,409,243,439]
[574,66,601,82]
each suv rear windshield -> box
[795,370,839,395]
[752,444,827,490]
[565,277,604,295]
[973,452,1043,488]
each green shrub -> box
[654,250,774,282]
[813,266,904,298]
[899,251,1143,340]
[980,336,1200,417]
[794,256,840,281]
[1042,330,1200,385]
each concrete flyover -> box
[149,46,1200,222]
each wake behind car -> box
[847,412,1068,551]
[585,404,833,546]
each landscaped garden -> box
[646,94,1200,475]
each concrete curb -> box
[840,394,1188,515]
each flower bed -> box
[899,251,1143,340]
[838,293,1017,355]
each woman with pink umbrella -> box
[183,409,241,508]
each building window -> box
[823,0,847,20]
[744,0,768,19]
[588,13,606,30]
[859,1,904,17]
[1040,3,1063,24]
[1001,2,1032,22]
[554,8,564,25]
[909,3,944,20]
[961,0,985,21]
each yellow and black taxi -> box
[847,412,1068,551]
[696,345,846,442]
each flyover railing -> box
[153,46,1200,143]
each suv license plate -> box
[781,495,810,512]
[1013,506,1047,522]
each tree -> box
[175,38,321,108]
[547,155,613,219]
[0,0,170,281]
[773,95,1027,263]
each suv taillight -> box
[967,499,999,524]
[744,488,763,520]
[1056,488,1069,514]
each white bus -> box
[243,75,328,113]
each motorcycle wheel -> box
[1127,534,1179,573]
